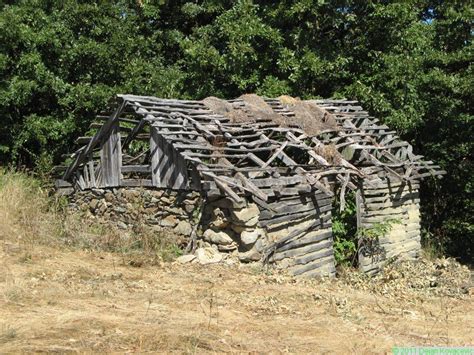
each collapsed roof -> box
[59,94,444,207]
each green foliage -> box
[332,192,357,266]
[356,218,402,264]
[333,233,357,267]
[0,1,472,261]
[357,219,401,241]
[332,192,403,267]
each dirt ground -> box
[1,242,473,354]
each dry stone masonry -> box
[68,188,200,233]
[357,177,422,274]
[67,187,336,275]
[57,94,444,277]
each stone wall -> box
[67,188,266,262]
[199,198,266,262]
[66,188,337,277]
[68,188,201,235]
[357,179,421,274]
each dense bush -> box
[0,1,471,261]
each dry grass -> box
[0,246,472,353]
[0,169,182,265]
[279,95,339,135]
[203,94,339,137]
[0,169,473,353]
[0,169,61,247]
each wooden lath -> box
[59,94,445,206]
[127,98,356,202]
[306,99,446,181]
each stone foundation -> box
[66,187,337,276]
[65,178,422,277]
[67,188,201,234]
[201,192,337,277]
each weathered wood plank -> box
[289,255,335,276]
[99,119,121,187]
[119,179,153,187]
[272,239,333,262]
[259,197,332,220]
[274,229,333,254]
[293,246,334,266]
[121,165,151,173]
[261,207,331,228]
[150,126,162,187]
[64,100,125,180]
[88,161,97,188]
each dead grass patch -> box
[0,169,183,265]
[0,169,61,247]
[0,170,472,353]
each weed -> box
[18,252,32,263]
[3,285,27,303]
[421,228,444,260]
[0,168,61,247]
[357,219,401,261]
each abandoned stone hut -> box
[57,94,444,276]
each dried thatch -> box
[203,94,338,136]
[201,96,248,123]
[278,95,339,135]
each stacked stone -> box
[201,192,337,277]
[67,188,201,235]
[358,179,422,274]
[67,188,337,276]
[200,201,266,262]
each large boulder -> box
[209,207,229,229]
[174,220,193,236]
[176,254,196,264]
[89,198,100,211]
[238,249,262,262]
[159,215,178,228]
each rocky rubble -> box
[199,202,267,262]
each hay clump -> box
[238,94,285,124]
[203,94,288,125]
[314,144,342,165]
[203,94,338,136]
[203,94,344,162]
[202,96,252,123]
[278,95,339,136]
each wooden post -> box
[88,160,97,188]
[355,187,363,228]
[100,120,121,187]
[150,125,163,188]
[150,125,188,189]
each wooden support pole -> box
[150,125,163,188]
[100,119,121,187]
